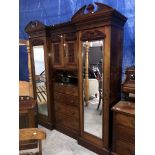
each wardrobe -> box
[25,2,127,154]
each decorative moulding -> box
[71,2,127,26]
[25,20,46,34]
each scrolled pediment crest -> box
[71,2,113,21]
[25,20,46,34]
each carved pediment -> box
[72,2,113,21]
[81,30,106,41]
[71,2,127,25]
[95,2,113,12]
[25,20,46,34]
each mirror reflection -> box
[33,46,48,116]
[83,40,103,138]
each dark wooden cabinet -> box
[25,2,127,154]
[111,101,135,155]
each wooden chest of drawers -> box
[112,101,135,155]
[54,83,80,138]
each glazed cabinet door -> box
[52,42,64,68]
[65,41,77,68]
[51,32,77,69]
[64,32,77,69]
[51,34,64,68]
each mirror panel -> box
[33,46,48,116]
[83,40,103,139]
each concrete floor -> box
[20,126,98,155]
[20,95,102,155]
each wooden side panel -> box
[115,140,135,155]
[108,26,124,149]
[103,26,111,148]
[110,26,124,105]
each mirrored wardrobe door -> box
[33,45,48,116]
[82,40,104,139]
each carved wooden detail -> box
[71,3,127,26]
[25,20,46,34]
[72,3,113,20]
[65,33,77,41]
[53,44,61,63]
[95,2,113,12]
[71,5,87,21]
[81,30,106,41]
[67,42,75,63]
[51,34,61,43]
[30,39,44,46]
[86,4,95,14]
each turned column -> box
[27,40,34,98]
[84,41,90,106]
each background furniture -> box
[122,66,135,101]
[111,66,135,155]
[19,96,37,150]
[19,128,46,155]
[111,101,135,155]
[19,96,36,129]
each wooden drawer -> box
[54,92,79,107]
[54,83,78,96]
[55,111,79,130]
[116,113,134,128]
[116,125,135,144]
[55,101,79,119]
[116,140,135,155]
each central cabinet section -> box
[51,25,80,138]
